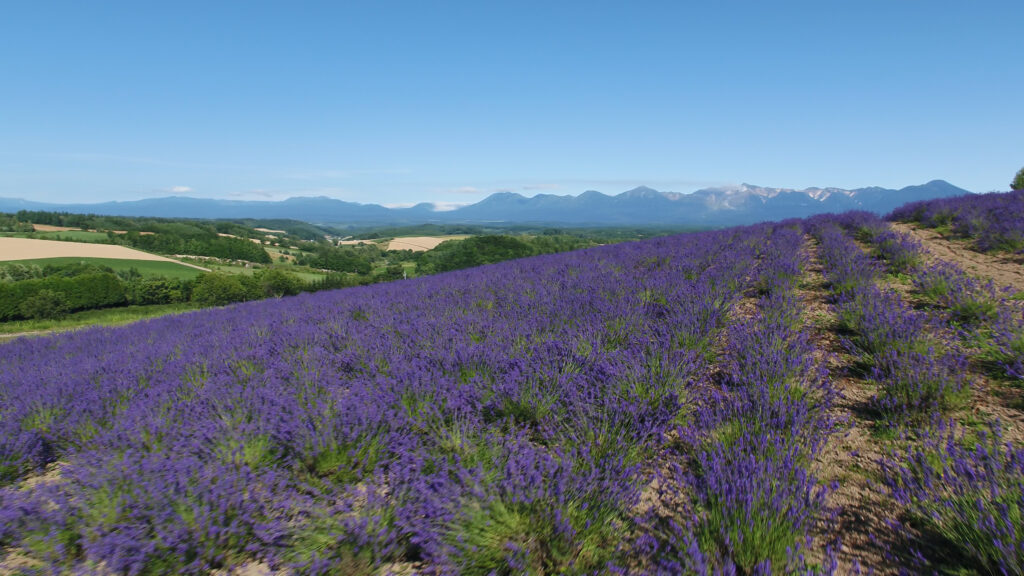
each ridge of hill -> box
[0,180,972,226]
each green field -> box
[286,270,329,283]
[202,261,327,283]
[0,302,200,338]
[0,257,205,280]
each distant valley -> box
[0,180,972,227]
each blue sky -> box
[1,1,1021,207]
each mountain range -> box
[0,180,971,227]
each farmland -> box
[0,257,206,281]
[0,237,206,269]
[1,194,1023,574]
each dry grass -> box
[31,224,80,232]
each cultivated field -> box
[0,257,206,280]
[386,235,469,251]
[0,237,207,270]
[1,194,1022,575]
[30,224,80,232]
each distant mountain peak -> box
[0,180,973,227]
[620,185,662,199]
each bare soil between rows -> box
[890,221,1024,294]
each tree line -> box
[12,211,273,263]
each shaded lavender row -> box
[890,189,1024,253]
[2,226,773,574]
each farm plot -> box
[0,223,848,575]
[386,236,469,252]
[2,213,1020,575]
[0,257,205,280]
[0,237,207,271]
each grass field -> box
[0,256,204,280]
[286,270,329,283]
[0,302,200,338]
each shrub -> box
[255,269,304,298]
[191,273,249,306]
[18,289,70,320]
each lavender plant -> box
[890,189,1024,254]
[882,420,1024,575]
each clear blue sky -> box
[2,1,1021,207]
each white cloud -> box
[431,202,468,212]
[170,185,192,193]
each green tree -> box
[19,289,70,319]
[1012,166,1024,190]
[129,277,188,305]
[255,269,304,298]
[191,273,249,306]
[377,264,406,282]
[416,235,535,274]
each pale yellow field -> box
[0,237,209,270]
[387,236,468,252]
[32,224,80,232]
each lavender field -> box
[2,206,1023,575]
[891,188,1024,254]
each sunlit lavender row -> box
[812,211,1024,574]
[890,188,1024,253]
[1,223,846,575]
[4,209,1022,574]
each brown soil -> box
[887,222,1024,443]
[801,236,904,574]
[0,549,42,575]
[890,221,1024,294]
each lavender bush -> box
[890,189,1024,254]
[1,225,801,573]
[882,420,1024,575]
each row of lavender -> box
[626,225,841,574]
[809,214,969,420]
[812,213,1024,575]
[890,188,1024,253]
[0,224,837,574]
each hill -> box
[0,180,972,227]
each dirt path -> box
[890,222,1024,294]
[887,222,1024,444]
[0,331,50,342]
[801,236,901,574]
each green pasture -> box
[0,302,200,338]
[0,257,205,280]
